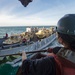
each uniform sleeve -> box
[22,56,56,75]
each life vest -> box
[6,33,8,37]
[47,48,75,75]
[55,55,75,75]
[22,38,27,42]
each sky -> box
[0,0,75,26]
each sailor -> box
[17,14,75,75]
[22,38,27,43]
[5,33,8,38]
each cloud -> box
[0,0,75,26]
[0,13,57,26]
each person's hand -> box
[22,51,27,62]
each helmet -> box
[56,14,75,35]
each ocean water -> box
[0,26,51,38]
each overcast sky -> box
[0,0,75,26]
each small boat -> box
[0,33,57,57]
[0,27,55,50]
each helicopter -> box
[19,0,33,7]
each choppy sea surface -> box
[0,26,52,38]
